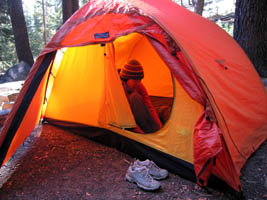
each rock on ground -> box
[0,61,30,84]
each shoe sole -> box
[125,174,160,191]
[151,173,168,180]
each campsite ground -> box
[0,124,266,200]
[0,80,267,200]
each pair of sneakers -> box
[125,159,168,191]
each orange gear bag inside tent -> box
[0,0,266,192]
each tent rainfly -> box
[0,0,266,193]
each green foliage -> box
[0,1,18,73]
[80,0,89,7]
[0,0,63,73]
[216,20,234,36]
[45,0,62,39]
[25,2,43,59]
[23,0,62,59]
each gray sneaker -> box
[134,159,168,180]
[125,165,161,191]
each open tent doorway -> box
[43,32,203,166]
[44,32,177,128]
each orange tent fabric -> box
[0,0,266,192]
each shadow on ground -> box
[0,124,266,200]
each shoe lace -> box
[149,161,160,171]
[140,168,153,181]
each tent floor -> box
[0,124,266,199]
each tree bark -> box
[71,0,79,13]
[7,0,34,66]
[62,0,72,23]
[42,0,47,44]
[234,0,267,77]
[192,0,204,16]
[62,0,79,24]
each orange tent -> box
[0,0,266,192]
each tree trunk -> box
[62,0,79,24]
[234,0,267,77]
[7,0,34,66]
[192,0,204,16]
[62,0,72,23]
[72,0,79,13]
[42,0,47,44]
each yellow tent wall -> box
[43,33,203,163]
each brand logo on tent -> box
[94,32,110,39]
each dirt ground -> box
[0,124,266,200]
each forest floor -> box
[0,124,266,200]
[0,80,266,200]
